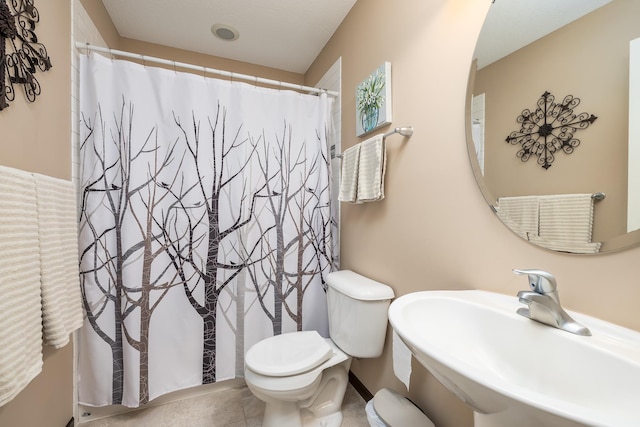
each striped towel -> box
[0,166,43,407]
[494,206,530,240]
[538,194,594,243]
[495,195,539,239]
[356,134,386,202]
[338,143,361,203]
[34,173,83,349]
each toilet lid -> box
[245,331,333,377]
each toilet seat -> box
[244,335,349,393]
[245,330,332,377]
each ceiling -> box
[100,0,614,75]
[475,0,613,69]
[100,0,358,74]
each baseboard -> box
[348,371,373,401]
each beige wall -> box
[118,38,305,86]
[307,0,640,426]
[0,1,73,426]
[1,2,72,179]
[474,0,640,243]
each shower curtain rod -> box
[75,42,339,97]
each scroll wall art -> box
[0,0,52,111]
[505,91,597,169]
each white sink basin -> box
[388,290,640,427]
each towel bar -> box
[494,193,606,208]
[383,126,414,138]
[335,126,413,158]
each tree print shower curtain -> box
[77,53,335,407]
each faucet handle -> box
[513,269,558,294]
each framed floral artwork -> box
[356,62,392,136]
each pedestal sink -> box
[388,290,640,427]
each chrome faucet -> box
[513,269,591,336]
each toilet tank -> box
[326,270,395,358]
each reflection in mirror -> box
[467,0,640,253]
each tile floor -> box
[78,381,370,427]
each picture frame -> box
[355,62,392,137]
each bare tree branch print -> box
[167,103,262,383]
[246,121,332,334]
[282,130,333,330]
[79,99,184,404]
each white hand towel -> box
[34,173,84,349]
[338,144,361,203]
[392,330,412,391]
[356,134,386,202]
[538,194,594,243]
[495,195,539,238]
[495,206,531,240]
[0,166,43,407]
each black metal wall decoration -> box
[0,0,52,111]
[505,91,597,169]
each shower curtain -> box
[77,53,335,407]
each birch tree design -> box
[168,105,262,383]
[246,123,332,334]
[79,100,184,404]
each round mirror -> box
[467,0,640,253]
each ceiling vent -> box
[211,24,239,41]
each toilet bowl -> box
[244,270,395,427]
[245,332,351,427]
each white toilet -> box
[244,270,395,427]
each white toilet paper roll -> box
[392,330,412,391]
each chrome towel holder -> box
[383,126,414,138]
[335,126,413,159]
